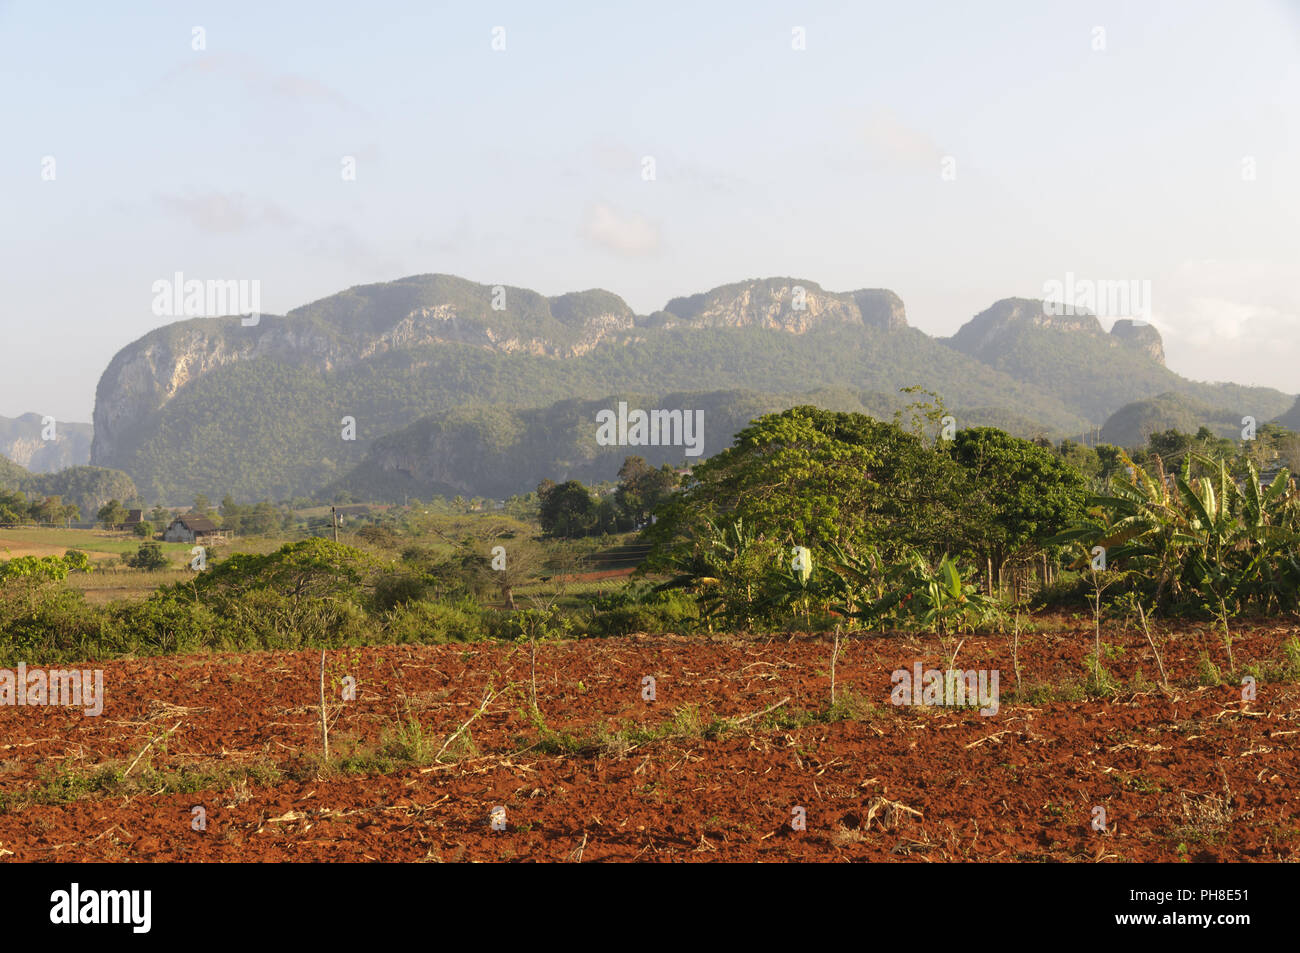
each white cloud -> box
[1154,260,1300,392]
[581,202,662,256]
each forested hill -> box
[88,274,1294,503]
[326,387,1063,502]
[0,454,138,519]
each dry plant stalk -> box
[830,625,842,705]
[433,680,501,762]
[1135,601,1169,692]
[319,648,329,760]
[1012,608,1022,694]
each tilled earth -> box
[1,617,1297,862]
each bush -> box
[104,596,221,656]
[373,570,432,613]
[382,597,487,643]
[356,524,400,548]
[0,585,103,665]
[585,586,700,637]
[213,588,372,651]
[133,521,154,538]
[126,542,169,571]
[62,550,92,574]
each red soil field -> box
[1,616,1296,862]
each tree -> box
[126,542,169,570]
[647,406,967,561]
[134,520,154,538]
[946,427,1089,593]
[615,456,678,527]
[245,501,280,535]
[97,499,128,529]
[537,481,598,538]
[220,495,246,533]
[32,495,78,525]
[0,490,29,524]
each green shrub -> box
[125,542,169,571]
[372,570,431,612]
[585,586,700,636]
[381,597,487,644]
[105,596,221,656]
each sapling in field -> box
[1062,541,1126,692]
[511,601,571,716]
[1118,590,1169,693]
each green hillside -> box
[0,456,139,518]
[89,274,1294,503]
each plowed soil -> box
[1,617,1297,862]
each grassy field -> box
[0,527,193,559]
[0,527,301,603]
[0,518,650,608]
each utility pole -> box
[331,505,339,543]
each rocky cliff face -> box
[0,413,92,473]
[946,297,1166,366]
[662,278,907,333]
[1109,319,1166,365]
[91,274,908,468]
[91,276,641,467]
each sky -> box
[3,0,1298,423]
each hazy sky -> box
[4,0,1298,422]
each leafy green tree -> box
[220,495,246,532]
[31,495,78,525]
[245,501,281,535]
[134,520,154,537]
[615,456,678,527]
[0,490,29,523]
[537,481,598,538]
[97,499,128,528]
[126,541,169,570]
[62,550,92,573]
[647,406,966,560]
[946,427,1089,590]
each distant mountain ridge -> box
[87,273,1295,503]
[0,413,92,473]
[940,298,1289,429]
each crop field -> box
[1,617,1296,863]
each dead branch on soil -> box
[432,680,504,763]
[865,796,923,831]
[727,696,792,727]
[123,720,183,778]
[566,832,589,863]
[964,730,1012,749]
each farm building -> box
[162,515,231,543]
